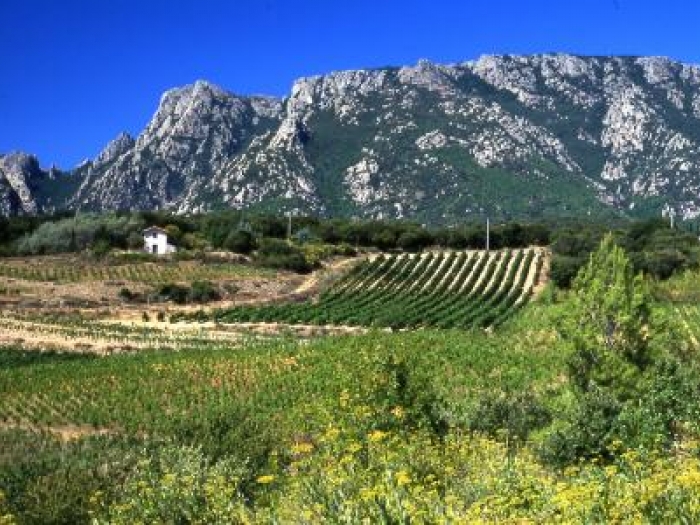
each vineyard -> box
[0,257,271,284]
[0,343,296,438]
[0,309,358,355]
[7,238,700,522]
[199,248,546,329]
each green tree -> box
[543,234,658,464]
[561,234,653,399]
[126,231,144,250]
[223,230,256,254]
[164,224,183,246]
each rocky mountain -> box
[0,153,57,215]
[5,54,700,223]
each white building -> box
[143,226,176,255]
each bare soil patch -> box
[0,422,116,441]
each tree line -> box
[1,210,698,282]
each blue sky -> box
[1,0,699,169]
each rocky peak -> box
[94,132,135,166]
[635,56,679,85]
[0,152,45,214]
[138,80,247,147]
[470,54,542,106]
[0,151,41,175]
[397,58,459,96]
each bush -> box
[542,235,696,466]
[541,388,622,466]
[158,283,189,304]
[549,255,586,288]
[371,354,450,439]
[255,239,314,273]
[93,445,249,524]
[90,239,112,258]
[397,229,433,252]
[0,431,137,525]
[118,287,135,301]
[560,234,652,398]
[189,281,221,303]
[468,390,551,446]
[223,230,256,254]
[615,358,700,450]
[126,231,144,251]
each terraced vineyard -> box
[202,248,546,329]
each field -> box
[0,253,337,311]
[0,255,274,283]
[196,248,546,328]
[4,246,700,523]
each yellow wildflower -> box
[291,442,314,455]
[360,487,378,501]
[256,474,275,484]
[395,470,411,487]
[348,441,363,454]
[368,429,388,442]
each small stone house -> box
[143,226,176,255]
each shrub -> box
[615,357,700,450]
[543,235,692,465]
[541,387,622,466]
[255,239,314,274]
[93,445,249,524]
[468,390,551,446]
[158,283,189,304]
[549,254,586,288]
[223,282,240,295]
[16,214,145,255]
[118,287,134,301]
[189,281,221,303]
[223,230,256,254]
[126,231,144,251]
[371,354,450,439]
[90,239,112,258]
[164,225,183,246]
[397,229,433,252]
[0,431,137,525]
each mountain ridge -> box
[4,53,700,223]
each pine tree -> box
[561,233,653,399]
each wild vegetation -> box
[2,213,700,523]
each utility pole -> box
[486,216,490,252]
[287,211,292,240]
[669,208,676,229]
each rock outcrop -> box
[5,54,700,222]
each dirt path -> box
[293,257,361,295]
[531,248,551,297]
